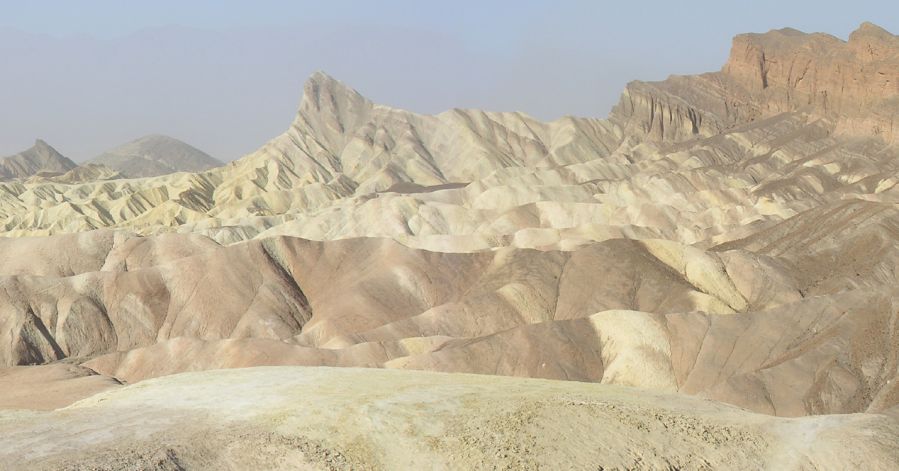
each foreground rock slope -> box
[1,367,896,470]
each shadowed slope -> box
[0,228,892,416]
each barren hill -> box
[87,134,222,178]
[0,139,77,180]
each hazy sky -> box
[1,1,895,161]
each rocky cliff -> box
[723,22,898,141]
[612,22,899,144]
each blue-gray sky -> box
[1,1,895,161]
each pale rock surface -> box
[34,163,124,184]
[0,367,896,470]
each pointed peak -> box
[298,71,372,123]
[853,22,894,38]
[302,71,369,105]
[307,70,339,85]
[292,71,375,154]
[30,139,65,157]
[0,138,76,178]
[849,22,897,45]
[848,22,898,58]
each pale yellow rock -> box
[641,239,750,312]
[1,367,897,470]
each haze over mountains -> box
[1,133,222,183]
[0,22,897,469]
[87,134,223,177]
[0,139,76,179]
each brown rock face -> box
[723,22,898,140]
[612,22,899,143]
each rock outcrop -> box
[612,22,899,144]
[722,22,898,141]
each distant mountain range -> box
[0,135,222,181]
[86,134,222,178]
[0,139,76,179]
